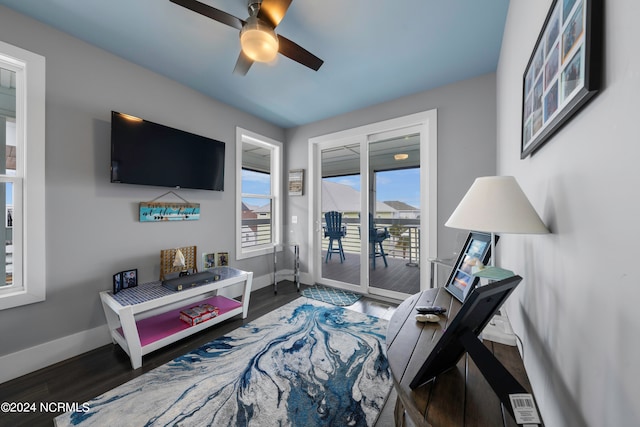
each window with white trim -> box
[0,41,46,310]
[236,127,282,259]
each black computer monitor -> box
[410,275,522,389]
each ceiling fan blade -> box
[257,0,292,28]
[277,35,323,71]
[233,51,254,76]
[170,0,245,31]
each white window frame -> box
[236,127,282,260]
[0,41,46,310]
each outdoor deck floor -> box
[321,250,421,295]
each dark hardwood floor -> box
[322,250,421,295]
[0,282,397,427]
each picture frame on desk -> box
[122,269,138,289]
[444,232,497,302]
[113,272,123,294]
[202,252,216,269]
[217,252,229,267]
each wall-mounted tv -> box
[110,111,225,191]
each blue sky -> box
[242,168,420,208]
[241,169,271,195]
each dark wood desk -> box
[386,287,541,427]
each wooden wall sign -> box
[139,191,200,222]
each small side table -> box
[386,287,543,426]
[273,243,300,294]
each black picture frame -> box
[113,272,123,294]
[444,232,497,302]
[410,275,523,389]
[521,0,602,158]
[122,268,138,289]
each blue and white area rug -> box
[302,285,363,307]
[55,298,391,426]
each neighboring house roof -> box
[322,180,396,213]
[254,203,272,214]
[383,201,418,211]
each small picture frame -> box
[444,232,497,302]
[113,272,123,294]
[217,252,229,267]
[288,169,304,196]
[202,252,216,269]
[122,269,138,289]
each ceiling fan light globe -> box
[240,17,279,62]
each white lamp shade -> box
[445,176,549,234]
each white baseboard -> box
[0,272,286,385]
[0,324,111,385]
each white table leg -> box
[119,306,143,369]
[241,272,253,319]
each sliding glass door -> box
[318,140,362,291]
[310,111,437,299]
[367,131,421,297]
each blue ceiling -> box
[0,0,510,128]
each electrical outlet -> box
[482,313,517,346]
[291,215,297,224]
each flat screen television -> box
[110,111,225,191]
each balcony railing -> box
[241,218,273,248]
[241,217,421,264]
[327,218,420,264]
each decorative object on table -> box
[112,272,123,294]
[159,246,198,280]
[521,0,602,158]
[445,176,549,345]
[122,269,138,289]
[55,298,391,427]
[173,249,190,277]
[445,176,549,270]
[113,269,137,294]
[443,232,497,302]
[301,285,362,307]
[202,252,216,269]
[288,169,304,196]
[216,252,229,266]
[179,303,219,326]
[139,191,200,222]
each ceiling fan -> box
[169,0,324,75]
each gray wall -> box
[497,1,640,426]
[285,73,498,282]
[0,6,283,357]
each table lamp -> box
[445,176,548,345]
[445,176,549,267]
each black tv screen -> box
[110,111,225,191]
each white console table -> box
[100,266,253,369]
